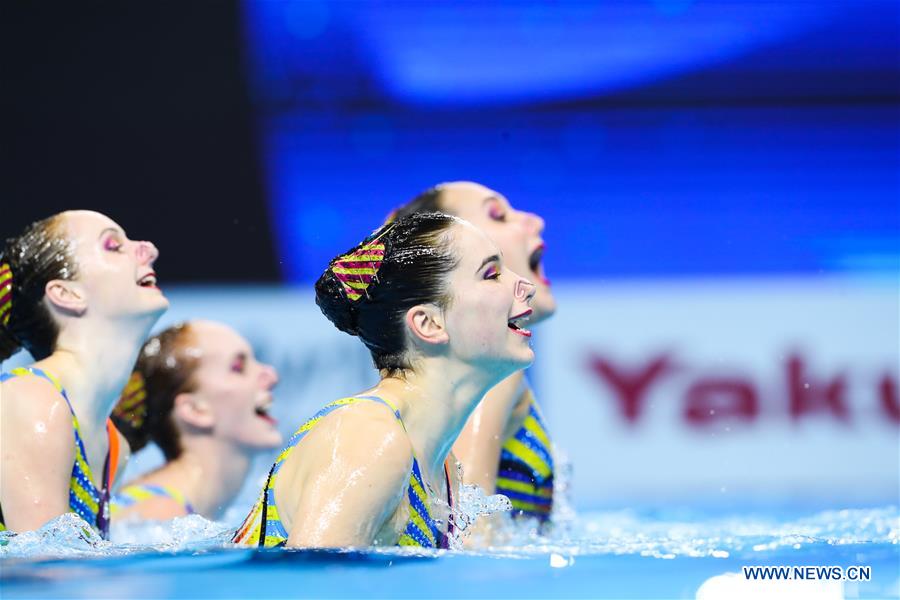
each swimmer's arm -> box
[452,375,526,493]
[285,405,412,549]
[0,378,76,531]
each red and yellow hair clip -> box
[0,263,12,327]
[113,371,149,430]
[331,224,395,302]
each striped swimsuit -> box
[233,396,454,549]
[0,368,120,538]
[495,389,554,521]
[111,484,195,518]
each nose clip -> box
[515,278,536,303]
[138,241,159,264]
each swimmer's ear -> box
[172,393,215,430]
[45,279,88,316]
[405,304,449,346]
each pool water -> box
[2,507,897,599]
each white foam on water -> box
[0,513,117,558]
[110,514,236,551]
[1,505,896,560]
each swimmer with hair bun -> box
[392,182,558,523]
[233,212,536,549]
[0,211,167,538]
[110,320,282,522]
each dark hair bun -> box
[314,212,459,374]
[314,267,361,336]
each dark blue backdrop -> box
[242,0,899,283]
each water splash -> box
[0,513,115,558]
[484,505,900,559]
[1,513,234,559]
[549,446,577,535]
[1,505,896,561]
[111,514,235,552]
[445,484,514,549]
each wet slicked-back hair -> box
[0,215,78,361]
[315,212,459,376]
[388,186,446,222]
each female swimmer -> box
[392,182,557,522]
[0,211,167,538]
[233,212,535,548]
[110,320,282,521]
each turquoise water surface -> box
[2,507,897,599]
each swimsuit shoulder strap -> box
[2,366,117,536]
[1,367,81,437]
[2,366,73,407]
[240,395,406,547]
[269,395,403,479]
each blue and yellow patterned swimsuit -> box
[495,388,554,521]
[111,484,195,518]
[233,396,453,549]
[0,367,119,538]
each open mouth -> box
[528,245,550,287]
[508,309,533,338]
[137,272,159,289]
[255,403,277,425]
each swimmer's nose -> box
[137,241,159,265]
[515,277,536,305]
[523,211,545,235]
[260,363,279,389]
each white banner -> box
[538,276,899,508]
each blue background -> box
[243,0,899,284]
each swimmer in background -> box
[0,211,167,538]
[233,212,536,549]
[391,182,558,523]
[110,320,282,522]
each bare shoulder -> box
[297,400,413,478]
[1,374,75,457]
[2,370,64,406]
[1,372,75,528]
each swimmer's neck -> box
[370,358,513,480]
[35,314,158,430]
[145,439,252,520]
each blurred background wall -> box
[3,0,898,511]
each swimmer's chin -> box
[528,299,557,324]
